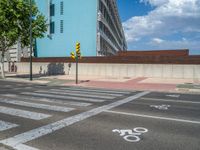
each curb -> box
[0,78,48,85]
[176,88,200,94]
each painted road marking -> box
[141,97,200,104]
[0,91,149,150]
[113,127,148,142]
[26,87,33,89]
[106,110,200,124]
[2,94,92,107]
[35,90,116,99]
[0,120,18,131]
[194,86,200,89]
[7,144,39,150]
[0,98,75,112]
[50,89,124,97]
[150,104,171,110]
[4,85,12,88]
[0,106,51,120]
[61,87,131,94]
[13,88,23,90]
[166,94,180,98]
[21,92,105,103]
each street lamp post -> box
[30,0,33,81]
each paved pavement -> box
[0,80,200,150]
[3,73,200,93]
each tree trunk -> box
[0,57,5,79]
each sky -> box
[117,0,200,55]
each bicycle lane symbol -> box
[112,127,148,142]
[150,104,171,110]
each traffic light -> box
[70,52,75,59]
[76,42,81,59]
[76,42,80,53]
[76,50,81,59]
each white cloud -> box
[148,38,200,51]
[123,0,200,44]
[140,0,168,6]
[151,38,165,44]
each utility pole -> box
[29,0,33,81]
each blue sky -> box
[117,0,200,55]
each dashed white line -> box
[141,97,200,104]
[166,94,180,98]
[0,106,51,120]
[0,120,18,131]
[105,110,200,124]
[0,91,149,150]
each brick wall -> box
[117,49,189,57]
[21,55,200,64]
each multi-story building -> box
[7,42,30,62]
[35,0,127,57]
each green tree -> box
[0,0,47,78]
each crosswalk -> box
[61,87,131,94]
[0,98,74,112]
[0,120,18,131]
[50,89,124,97]
[0,87,131,134]
[21,92,106,103]
[2,94,92,107]
[0,106,51,120]
[35,90,116,99]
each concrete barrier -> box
[15,62,200,79]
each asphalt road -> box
[0,80,199,150]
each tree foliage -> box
[18,0,47,48]
[0,0,47,78]
[0,0,47,52]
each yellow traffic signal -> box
[70,52,75,59]
[76,42,80,53]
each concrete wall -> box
[15,62,200,79]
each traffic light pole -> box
[29,0,33,81]
[76,56,78,84]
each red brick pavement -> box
[64,77,177,92]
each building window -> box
[50,4,55,16]
[60,1,64,15]
[60,20,63,33]
[50,22,55,34]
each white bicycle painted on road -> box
[112,127,148,142]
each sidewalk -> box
[2,73,200,93]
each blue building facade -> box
[35,0,127,57]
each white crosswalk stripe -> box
[4,85,12,88]
[50,89,124,97]
[35,90,116,99]
[0,91,149,150]
[2,94,92,107]
[0,98,75,113]
[0,120,18,131]
[61,87,131,94]
[21,92,105,103]
[0,106,51,120]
